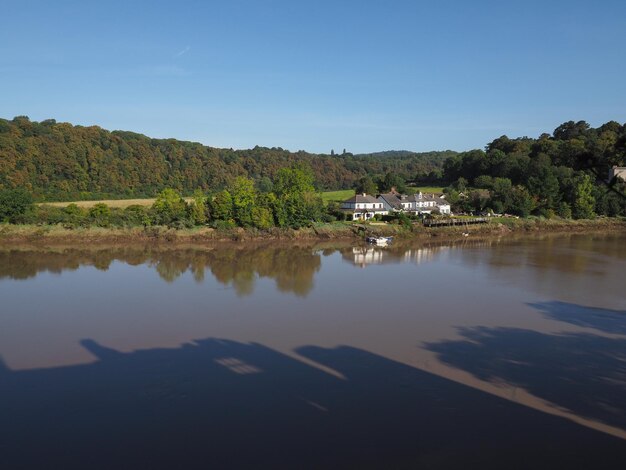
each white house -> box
[377,191,451,215]
[609,166,626,182]
[340,194,387,220]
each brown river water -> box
[1,233,625,469]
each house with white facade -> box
[609,166,626,182]
[341,190,451,220]
[377,191,451,215]
[340,194,387,220]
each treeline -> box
[439,120,626,217]
[0,116,453,201]
[0,166,337,230]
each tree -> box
[230,177,257,226]
[273,166,315,197]
[0,189,33,223]
[189,189,207,225]
[490,177,513,211]
[63,203,87,227]
[454,177,468,192]
[557,202,572,218]
[509,186,535,217]
[152,188,188,226]
[527,154,560,210]
[353,176,377,195]
[379,172,406,193]
[572,174,595,219]
[256,177,273,193]
[210,190,234,221]
[273,166,319,228]
[88,203,111,227]
[474,175,493,189]
[251,206,274,229]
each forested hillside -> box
[0,116,453,201]
[440,120,626,217]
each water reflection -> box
[0,245,324,297]
[2,233,626,462]
[451,234,626,307]
[2,337,626,469]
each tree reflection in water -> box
[0,245,323,297]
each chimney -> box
[362,193,366,197]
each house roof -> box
[342,194,379,204]
[377,193,403,209]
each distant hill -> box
[0,117,455,201]
[355,150,456,159]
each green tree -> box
[230,177,257,226]
[527,154,560,210]
[63,203,87,227]
[509,186,535,217]
[557,202,572,218]
[353,176,377,195]
[572,174,595,219]
[251,206,274,229]
[0,189,33,223]
[454,177,468,192]
[210,190,234,221]
[256,176,274,193]
[88,203,111,227]
[152,188,188,226]
[273,166,315,196]
[272,166,320,228]
[490,177,513,211]
[189,189,208,225]
[379,172,406,193]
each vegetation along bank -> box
[1,117,625,241]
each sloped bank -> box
[0,218,624,246]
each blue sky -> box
[2,0,625,153]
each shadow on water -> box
[1,338,626,469]
[426,303,626,431]
[528,300,626,335]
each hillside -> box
[0,117,454,201]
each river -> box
[1,233,625,468]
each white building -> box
[377,191,451,215]
[609,166,626,182]
[340,194,387,220]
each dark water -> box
[1,234,625,469]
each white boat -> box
[366,236,393,245]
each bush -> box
[63,204,88,228]
[121,205,151,226]
[0,189,33,223]
[88,203,111,227]
[212,219,237,230]
[151,189,190,226]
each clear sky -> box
[2,0,625,153]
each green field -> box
[320,189,355,203]
[40,187,441,209]
[43,198,195,209]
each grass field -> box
[41,187,443,209]
[43,198,194,208]
[320,189,355,203]
[43,191,354,208]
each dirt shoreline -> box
[1,218,624,248]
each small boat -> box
[366,236,393,245]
